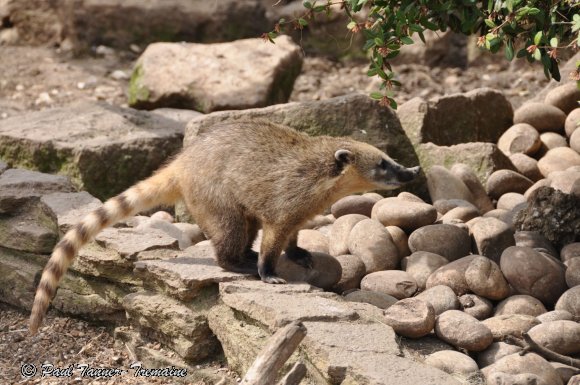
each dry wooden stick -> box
[241,321,307,385]
[277,362,307,385]
[506,333,580,369]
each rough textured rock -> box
[424,350,479,376]
[129,36,302,112]
[555,286,580,320]
[460,294,493,320]
[331,195,375,218]
[426,255,478,296]
[435,310,493,351]
[398,89,513,146]
[514,187,580,248]
[0,102,183,199]
[537,147,580,177]
[513,102,566,133]
[408,224,471,262]
[465,256,510,301]
[361,270,418,299]
[494,295,547,317]
[328,214,367,257]
[348,219,400,273]
[482,353,563,385]
[544,81,580,115]
[344,289,398,309]
[332,254,366,293]
[123,291,218,362]
[416,285,460,315]
[383,297,435,338]
[418,142,516,187]
[500,246,567,306]
[185,93,424,197]
[471,217,515,263]
[477,342,522,368]
[482,314,540,340]
[527,320,580,356]
[371,197,437,232]
[497,123,541,156]
[450,163,495,213]
[402,251,449,290]
[486,170,533,200]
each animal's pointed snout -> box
[397,165,421,183]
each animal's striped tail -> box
[29,164,181,334]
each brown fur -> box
[29,120,418,334]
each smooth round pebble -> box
[371,197,437,232]
[486,372,551,385]
[527,320,580,355]
[426,255,478,295]
[460,294,493,320]
[494,294,547,317]
[450,163,495,214]
[536,310,574,323]
[173,222,206,245]
[514,230,558,258]
[465,256,510,301]
[150,210,174,223]
[385,226,410,258]
[482,353,563,385]
[555,286,580,319]
[497,123,541,155]
[328,214,367,256]
[481,209,513,228]
[524,178,551,200]
[402,251,449,290]
[551,362,577,384]
[397,191,425,203]
[482,314,540,340]
[561,243,580,263]
[439,206,479,223]
[537,147,580,177]
[486,170,533,200]
[540,131,568,151]
[344,289,398,309]
[348,218,399,273]
[416,285,460,315]
[477,342,522,368]
[435,310,493,351]
[571,128,580,154]
[408,224,471,262]
[362,192,383,202]
[424,350,479,376]
[566,257,580,287]
[565,108,580,138]
[471,217,516,263]
[500,246,567,306]
[361,270,418,299]
[331,195,375,218]
[545,81,580,115]
[549,169,580,196]
[426,165,475,204]
[276,252,342,290]
[332,255,366,293]
[509,153,543,181]
[297,229,329,254]
[433,199,478,215]
[497,192,527,211]
[383,297,435,338]
[513,102,566,133]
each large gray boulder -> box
[398,88,513,146]
[0,101,183,200]
[129,36,303,112]
[185,93,425,197]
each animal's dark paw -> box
[286,247,314,269]
[261,275,287,284]
[243,249,259,262]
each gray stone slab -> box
[219,280,324,296]
[134,241,250,300]
[41,191,102,233]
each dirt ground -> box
[0,40,558,384]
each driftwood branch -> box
[241,321,307,385]
[506,333,580,369]
[277,362,307,385]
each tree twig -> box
[505,333,580,369]
[277,362,307,385]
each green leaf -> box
[370,92,383,100]
[313,5,326,12]
[374,37,384,46]
[298,18,308,27]
[347,21,357,30]
[389,98,398,109]
[534,31,543,46]
[484,19,496,29]
[401,36,414,45]
[550,37,558,48]
[527,8,541,16]
[506,0,514,13]
[533,48,541,61]
[505,40,514,61]
[418,31,426,44]
[303,1,312,9]
[516,48,528,58]
[367,68,378,76]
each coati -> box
[29,120,420,334]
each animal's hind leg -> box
[285,232,313,269]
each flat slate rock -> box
[219,280,324,295]
[41,191,102,233]
[221,291,358,330]
[0,101,183,200]
[134,241,250,300]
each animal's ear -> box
[334,149,353,164]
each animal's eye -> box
[379,159,387,169]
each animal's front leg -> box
[258,224,289,284]
[284,232,314,269]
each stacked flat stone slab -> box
[0,101,183,200]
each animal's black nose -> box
[397,166,421,183]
